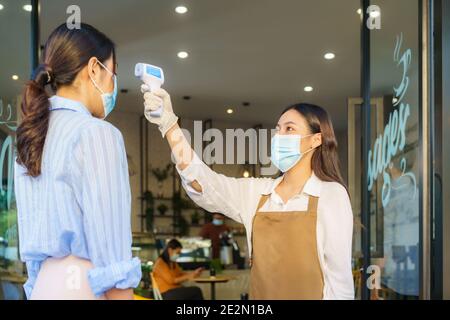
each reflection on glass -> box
[368,0,420,300]
[382,161,419,297]
[0,0,30,300]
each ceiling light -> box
[324,52,335,60]
[357,8,362,15]
[175,6,188,14]
[304,86,313,92]
[226,108,234,114]
[0,4,4,10]
[177,51,189,59]
[243,170,250,178]
[23,4,32,12]
[12,75,19,80]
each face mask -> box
[170,253,180,262]
[212,219,224,226]
[90,60,118,119]
[270,134,315,173]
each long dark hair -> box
[160,239,182,268]
[16,23,116,177]
[282,103,348,193]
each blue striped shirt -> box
[15,95,141,299]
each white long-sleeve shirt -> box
[177,153,355,300]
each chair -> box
[150,272,163,300]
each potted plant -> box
[145,207,154,232]
[157,203,168,216]
[151,164,172,198]
[142,190,154,203]
[173,191,192,211]
[175,215,189,236]
[191,210,200,225]
[141,191,155,233]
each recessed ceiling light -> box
[0,4,4,10]
[23,4,32,12]
[357,8,362,15]
[226,108,234,114]
[304,86,313,92]
[12,75,19,80]
[177,51,189,59]
[175,6,188,14]
[324,52,335,60]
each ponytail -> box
[16,64,54,177]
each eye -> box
[287,126,294,132]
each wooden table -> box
[194,276,236,300]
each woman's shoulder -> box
[69,117,123,146]
[320,180,348,197]
[317,180,353,217]
[153,257,172,272]
[83,117,122,137]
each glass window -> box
[0,0,31,300]
[368,0,420,300]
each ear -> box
[87,57,100,80]
[312,133,322,148]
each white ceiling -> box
[0,0,420,130]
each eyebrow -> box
[277,121,298,127]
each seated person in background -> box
[200,213,230,260]
[153,239,204,300]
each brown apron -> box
[249,194,324,300]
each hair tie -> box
[46,70,52,84]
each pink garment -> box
[30,255,106,300]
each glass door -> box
[366,0,421,300]
[0,0,33,300]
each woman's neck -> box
[276,159,313,203]
[56,86,92,114]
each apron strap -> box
[256,195,270,211]
[307,195,319,213]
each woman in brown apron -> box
[141,87,354,299]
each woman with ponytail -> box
[141,82,355,299]
[15,23,141,300]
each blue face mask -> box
[212,219,224,226]
[270,134,315,173]
[90,60,118,119]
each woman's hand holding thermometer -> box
[136,63,178,137]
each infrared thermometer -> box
[135,63,165,117]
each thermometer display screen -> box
[146,65,162,79]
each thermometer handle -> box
[146,82,163,118]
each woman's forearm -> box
[105,288,134,300]
[174,273,192,284]
[166,123,193,170]
[165,123,202,192]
